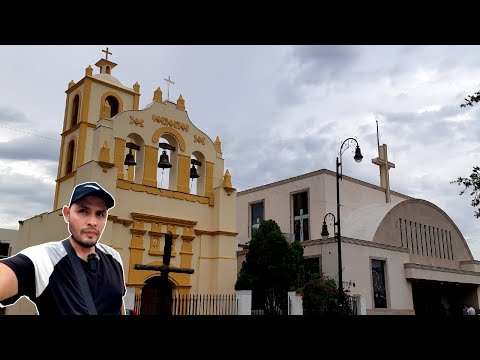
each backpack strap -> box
[62,239,98,315]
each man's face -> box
[63,195,108,248]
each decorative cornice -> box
[130,229,147,236]
[460,260,480,265]
[131,212,197,227]
[56,170,76,183]
[98,161,115,173]
[404,263,480,276]
[194,229,239,237]
[117,179,210,205]
[303,236,410,253]
[61,122,96,137]
[148,231,165,237]
[108,215,133,227]
[181,235,196,241]
[87,76,138,95]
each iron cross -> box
[164,75,175,100]
[102,47,112,60]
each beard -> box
[70,227,100,248]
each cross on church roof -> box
[102,47,112,60]
[164,75,175,100]
[372,144,395,203]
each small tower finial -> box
[153,87,163,102]
[222,169,232,188]
[176,95,185,111]
[133,82,140,93]
[214,136,222,154]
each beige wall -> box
[236,169,409,244]
[374,199,474,264]
[0,228,18,244]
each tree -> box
[454,94,480,217]
[299,273,355,315]
[460,90,480,108]
[451,166,480,218]
[235,219,304,315]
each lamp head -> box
[321,221,329,240]
[354,145,363,163]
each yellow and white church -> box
[6,49,238,315]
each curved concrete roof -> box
[341,201,402,241]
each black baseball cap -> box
[69,182,115,209]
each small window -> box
[66,140,75,174]
[106,95,119,117]
[293,191,309,241]
[250,201,264,237]
[71,95,80,127]
[371,259,387,308]
[304,257,321,275]
[0,242,9,259]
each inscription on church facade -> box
[152,114,189,132]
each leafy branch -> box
[451,166,480,218]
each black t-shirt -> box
[0,239,126,315]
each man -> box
[0,182,126,315]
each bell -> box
[158,150,172,169]
[190,164,199,179]
[124,150,136,166]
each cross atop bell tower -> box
[102,47,112,60]
[95,47,117,75]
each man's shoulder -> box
[96,243,123,263]
[20,240,67,259]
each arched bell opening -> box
[190,151,205,196]
[157,134,179,191]
[123,133,145,184]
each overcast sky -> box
[1,45,479,258]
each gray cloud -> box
[291,45,360,85]
[0,134,60,161]
[0,106,31,126]
[0,175,55,228]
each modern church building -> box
[236,143,480,315]
[3,49,238,315]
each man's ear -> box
[62,205,70,223]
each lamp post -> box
[323,137,363,311]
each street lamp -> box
[323,137,363,311]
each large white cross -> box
[372,144,395,203]
[294,209,309,241]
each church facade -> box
[6,49,238,315]
[236,143,480,315]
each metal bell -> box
[158,150,172,169]
[190,165,199,179]
[124,150,136,166]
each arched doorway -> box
[140,276,174,315]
